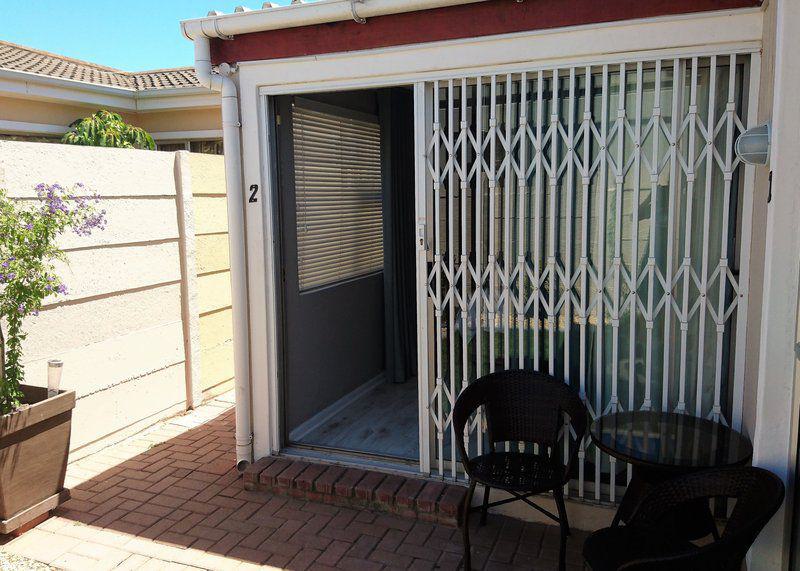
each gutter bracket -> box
[214,19,234,40]
[351,0,366,25]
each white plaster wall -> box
[0,141,228,453]
[0,143,177,198]
[742,0,777,445]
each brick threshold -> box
[243,455,466,527]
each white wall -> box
[749,0,800,567]
[0,141,231,456]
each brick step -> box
[243,456,466,527]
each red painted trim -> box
[211,0,761,65]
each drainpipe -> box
[192,36,253,470]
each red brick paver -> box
[0,392,588,570]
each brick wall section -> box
[243,456,466,527]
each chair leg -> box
[554,487,570,536]
[554,487,569,571]
[480,485,490,526]
[461,480,477,571]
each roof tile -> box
[0,40,201,91]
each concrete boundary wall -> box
[189,153,235,398]
[0,141,233,456]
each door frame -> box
[271,93,411,459]
[260,87,429,470]
[413,82,434,475]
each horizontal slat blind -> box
[292,104,383,291]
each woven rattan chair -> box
[582,466,785,570]
[453,370,588,571]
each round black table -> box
[590,410,753,538]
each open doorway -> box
[274,87,418,463]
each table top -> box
[589,410,753,471]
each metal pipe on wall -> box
[192,36,253,470]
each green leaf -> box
[60,109,156,150]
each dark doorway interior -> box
[275,87,418,461]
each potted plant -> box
[0,183,105,534]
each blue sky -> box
[0,0,290,71]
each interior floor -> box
[296,378,419,461]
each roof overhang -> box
[180,0,486,39]
[0,68,219,112]
[182,0,764,66]
[134,88,220,111]
[0,68,137,110]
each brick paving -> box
[243,454,466,527]
[0,393,588,570]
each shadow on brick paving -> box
[3,395,588,570]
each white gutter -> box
[181,0,485,39]
[0,69,221,113]
[0,68,136,96]
[0,69,137,111]
[193,37,254,470]
[150,129,224,141]
[0,119,67,136]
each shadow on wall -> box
[0,141,234,456]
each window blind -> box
[292,103,383,291]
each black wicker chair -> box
[453,370,588,571]
[582,466,785,570]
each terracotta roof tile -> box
[132,68,200,90]
[0,40,201,91]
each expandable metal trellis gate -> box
[413,49,759,504]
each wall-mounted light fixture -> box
[735,122,771,166]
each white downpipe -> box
[181,0,486,39]
[193,37,253,470]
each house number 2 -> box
[248,184,259,203]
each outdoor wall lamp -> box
[735,121,771,166]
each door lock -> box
[417,223,428,250]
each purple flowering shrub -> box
[0,183,106,414]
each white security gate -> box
[413,51,759,502]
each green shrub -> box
[0,184,106,414]
[62,109,155,150]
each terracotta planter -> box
[0,384,74,534]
